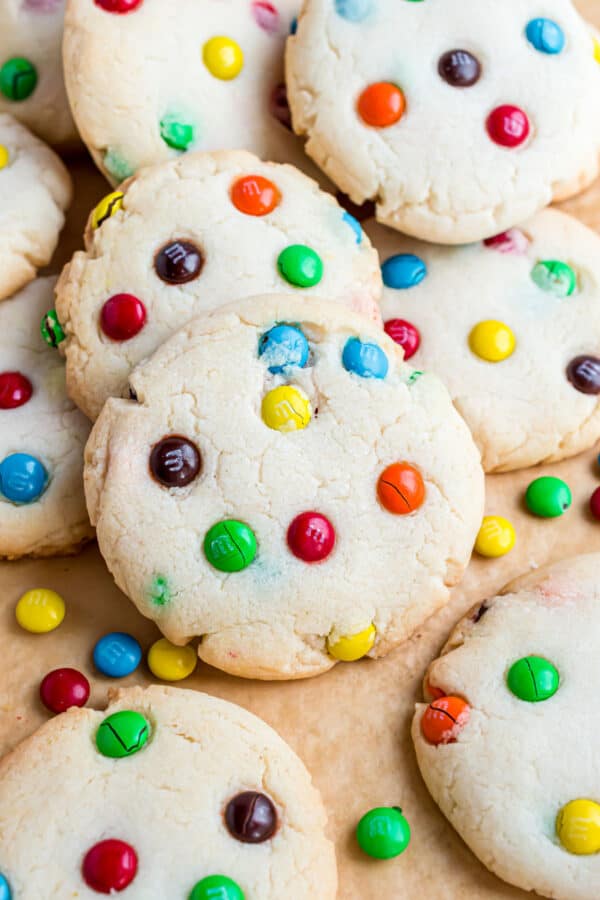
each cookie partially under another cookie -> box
[56,149,382,420]
[0,277,92,559]
[0,685,337,898]
[413,554,600,900]
[0,114,71,302]
[367,208,600,472]
[286,0,600,243]
[84,294,484,680]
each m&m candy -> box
[0,875,10,900]
[381,253,427,290]
[530,260,576,297]
[189,876,245,900]
[486,105,530,148]
[474,516,515,558]
[225,791,277,843]
[94,0,143,11]
[0,371,32,409]
[335,0,372,23]
[150,436,202,487]
[92,191,124,229]
[82,839,138,892]
[469,320,515,362]
[287,512,335,563]
[202,36,244,80]
[358,82,405,128]
[96,710,150,759]
[40,668,90,714]
[384,320,420,360]
[525,476,571,518]
[155,240,203,284]
[438,49,481,87]
[342,210,362,244]
[277,245,323,288]
[93,632,142,678]
[0,146,9,170]
[566,356,600,395]
[147,638,197,681]
[16,588,64,633]
[0,453,48,504]
[0,57,37,101]
[525,18,565,55]
[377,462,425,515]
[327,623,375,661]
[342,338,389,379]
[556,799,600,855]
[100,294,146,341]
[261,385,311,432]
[40,309,65,348]
[421,696,470,745]
[160,115,195,151]
[507,655,559,703]
[231,175,280,216]
[356,807,411,859]
[258,324,309,374]
[204,520,257,572]
[590,486,600,520]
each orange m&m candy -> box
[421,696,470,745]
[231,175,281,217]
[357,82,405,128]
[377,462,425,514]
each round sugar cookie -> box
[84,294,484,680]
[286,0,600,243]
[367,208,600,472]
[55,149,382,420]
[64,0,318,185]
[413,554,600,900]
[0,114,71,301]
[0,277,93,558]
[0,0,77,147]
[0,685,337,898]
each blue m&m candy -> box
[0,874,11,900]
[342,210,363,244]
[381,254,427,290]
[93,632,142,678]
[258,324,309,374]
[342,338,388,379]
[335,0,372,22]
[525,18,565,55]
[0,453,48,504]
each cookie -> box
[0,277,93,559]
[412,554,600,900]
[0,114,71,301]
[0,1,77,147]
[55,149,382,420]
[64,0,318,186]
[286,0,600,243]
[0,684,337,897]
[84,294,484,680]
[367,208,600,472]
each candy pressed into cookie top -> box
[55,149,382,420]
[84,294,484,680]
[368,208,600,472]
[286,0,600,243]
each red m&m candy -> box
[0,371,32,409]
[82,839,138,893]
[40,667,90,714]
[231,175,281,216]
[590,487,600,520]
[94,0,143,12]
[486,105,530,148]
[100,294,146,341]
[287,512,335,563]
[384,319,420,360]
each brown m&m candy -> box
[438,49,481,87]
[225,791,277,843]
[566,356,600,395]
[149,436,201,487]
[154,240,203,284]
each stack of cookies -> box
[0,1,599,898]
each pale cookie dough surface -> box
[0,114,71,301]
[0,0,77,147]
[0,277,92,559]
[56,149,382,420]
[412,554,600,900]
[286,0,600,244]
[64,0,319,185]
[0,684,337,898]
[367,209,600,473]
[85,294,484,680]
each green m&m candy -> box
[525,476,572,518]
[277,244,323,288]
[356,806,411,859]
[0,57,37,101]
[96,710,150,759]
[160,115,196,151]
[203,520,257,573]
[41,309,65,348]
[507,655,560,702]
[530,260,577,297]
[189,875,245,900]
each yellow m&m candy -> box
[0,145,9,170]
[469,320,516,362]
[328,623,376,661]
[148,638,197,681]
[261,385,311,433]
[475,516,515,558]
[92,191,124,230]
[556,799,600,855]
[202,36,244,80]
[15,588,65,633]
[594,37,600,64]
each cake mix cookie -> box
[286,0,600,243]
[367,209,600,472]
[64,0,317,186]
[0,114,71,301]
[84,294,484,680]
[0,685,337,897]
[412,554,600,900]
[56,149,382,420]
[0,0,77,147]
[0,277,92,558]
